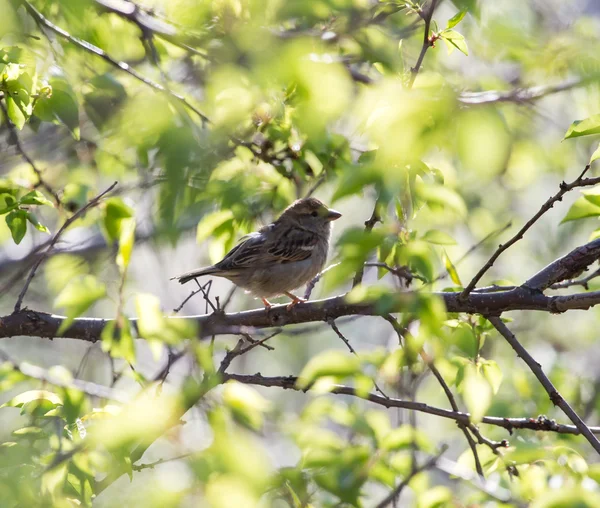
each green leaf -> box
[33,78,80,138]
[440,29,469,55]
[26,212,50,234]
[442,249,462,286]
[304,149,323,176]
[297,350,361,389]
[460,364,492,423]
[6,95,26,129]
[135,293,196,353]
[481,360,503,394]
[416,182,467,217]
[55,275,106,334]
[450,322,478,357]
[0,193,18,214]
[101,318,136,364]
[20,190,54,207]
[2,389,63,409]
[223,381,271,430]
[196,209,235,243]
[446,9,467,28]
[564,114,600,139]
[582,187,600,207]
[116,217,135,273]
[560,197,600,223]
[422,229,457,245]
[590,143,600,164]
[6,209,27,244]
[102,197,134,243]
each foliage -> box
[1,0,600,507]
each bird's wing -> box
[266,225,320,264]
[215,227,318,271]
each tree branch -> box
[223,372,600,435]
[461,165,598,298]
[487,316,600,455]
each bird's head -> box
[279,197,342,234]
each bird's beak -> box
[326,208,342,221]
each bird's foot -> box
[261,298,273,310]
[284,292,306,310]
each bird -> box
[171,197,342,309]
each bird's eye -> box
[310,211,318,217]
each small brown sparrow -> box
[171,197,341,309]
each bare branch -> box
[461,166,599,298]
[488,316,600,455]
[223,372,600,436]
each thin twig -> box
[14,181,118,312]
[218,330,281,374]
[328,319,389,398]
[304,262,340,299]
[488,316,600,455]
[461,166,600,298]
[352,205,381,287]
[375,446,447,508]
[550,266,600,290]
[407,0,439,88]
[0,100,61,206]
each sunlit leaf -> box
[440,30,469,55]
[481,360,503,394]
[561,197,600,223]
[442,249,462,286]
[422,230,456,245]
[460,364,492,423]
[590,143,600,164]
[446,9,467,28]
[297,350,361,389]
[26,212,50,234]
[564,114,600,139]
[20,190,53,207]
[55,275,106,334]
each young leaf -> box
[447,9,467,29]
[560,197,600,223]
[440,30,469,55]
[101,319,135,364]
[196,210,234,243]
[102,197,134,243]
[26,212,50,234]
[20,190,53,207]
[6,209,27,244]
[296,350,361,389]
[481,360,503,394]
[116,217,135,273]
[55,275,106,334]
[442,249,462,286]
[460,363,491,423]
[591,143,600,164]
[422,229,457,245]
[564,114,600,139]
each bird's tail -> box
[170,267,218,285]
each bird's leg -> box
[261,298,273,310]
[284,291,306,310]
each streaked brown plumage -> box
[171,197,341,308]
